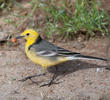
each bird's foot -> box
[19,73,46,82]
[40,72,61,87]
[40,81,61,87]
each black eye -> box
[26,33,30,36]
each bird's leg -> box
[40,66,59,87]
[48,71,57,86]
[19,67,47,82]
[19,73,46,82]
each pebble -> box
[0,32,8,40]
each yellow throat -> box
[20,29,39,51]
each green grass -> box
[0,0,16,12]
[0,0,109,39]
[31,0,109,39]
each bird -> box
[14,29,107,86]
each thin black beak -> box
[15,36,24,39]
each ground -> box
[0,1,110,100]
[0,37,110,100]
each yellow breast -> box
[25,44,67,69]
[26,49,67,68]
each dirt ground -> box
[0,1,110,100]
[0,37,110,100]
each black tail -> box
[75,55,107,61]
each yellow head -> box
[20,29,39,41]
[16,29,40,47]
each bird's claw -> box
[18,76,33,82]
[18,73,46,82]
[40,81,62,87]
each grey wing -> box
[31,39,80,57]
[56,46,80,56]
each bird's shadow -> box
[21,60,109,86]
[47,60,108,77]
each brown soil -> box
[0,1,110,100]
[0,38,110,100]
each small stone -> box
[96,68,100,72]
[0,31,8,40]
